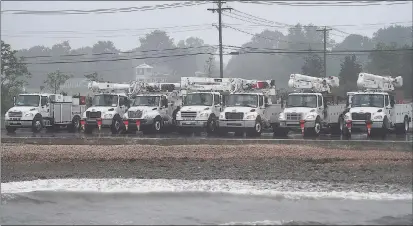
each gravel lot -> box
[2,144,412,188]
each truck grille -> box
[181,111,197,118]
[225,112,244,120]
[86,111,101,119]
[128,110,143,118]
[286,113,302,121]
[8,111,22,117]
[352,112,371,120]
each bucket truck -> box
[175,77,235,135]
[122,81,182,134]
[4,93,87,133]
[218,78,283,137]
[275,74,346,137]
[342,73,412,137]
[80,81,131,134]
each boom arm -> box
[357,73,403,92]
[88,81,130,93]
[288,74,339,93]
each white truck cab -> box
[276,74,345,137]
[175,77,233,135]
[218,79,283,137]
[343,73,412,137]
[5,93,86,133]
[122,82,182,134]
[81,81,131,134]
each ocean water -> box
[1,179,412,225]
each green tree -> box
[44,70,73,94]
[301,53,323,77]
[338,55,362,95]
[1,40,31,112]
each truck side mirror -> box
[13,96,16,106]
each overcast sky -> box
[1,1,412,63]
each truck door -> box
[387,95,395,125]
[213,94,221,114]
[160,96,169,120]
[118,96,128,116]
[40,96,50,118]
[317,95,325,119]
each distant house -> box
[135,63,169,83]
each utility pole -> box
[207,1,232,78]
[316,26,332,77]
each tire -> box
[304,117,321,137]
[151,117,163,133]
[31,115,43,133]
[6,126,16,133]
[111,115,124,134]
[395,116,409,135]
[206,115,217,135]
[68,116,81,133]
[331,116,344,135]
[247,118,262,137]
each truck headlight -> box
[199,112,209,118]
[219,114,225,119]
[278,113,285,120]
[24,112,33,117]
[373,115,383,120]
[344,114,350,120]
[245,114,255,120]
[306,114,316,120]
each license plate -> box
[183,122,195,125]
[228,123,242,126]
[182,118,195,121]
[287,122,299,125]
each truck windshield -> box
[133,96,160,106]
[352,94,384,108]
[183,93,213,106]
[287,95,317,108]
[92,94,118,107]
[16,95,40,107]
[227,94,258,108]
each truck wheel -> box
[247,118,262,137]
[31,115,43,133]
[152,117,163,133]
[304,118,321,137]
[206,115,217,135]
[395,116,409,134]
[111,116,123,134]
[68,116,81,133]
[6,126,16,133]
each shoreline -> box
[2,144,412,189]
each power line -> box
[1,1,209,15]
[18,47,413,65]
[239,1,410,7]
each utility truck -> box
[218,79,283,137]
[80,81,131,134]
[343,73,412,137]
[276,74,346,137]
[4,93,87,133]
[175,77,236,135]
[122,81,182,134]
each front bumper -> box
[218,120,255,131]
[348,120,383,129]
[176,120,207,128]
[123,118,150,130]
[279,120,316,130]
[4,120,33,128]
[83,118,112,128]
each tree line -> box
[1,24,412,113]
